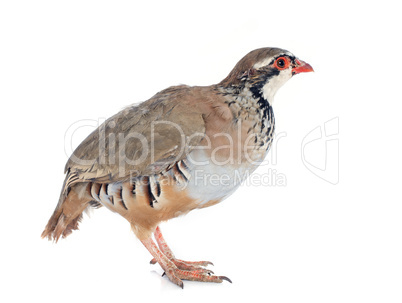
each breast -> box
[184,149,261,207]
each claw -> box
[150,258,157,264]
[219,276,232,283]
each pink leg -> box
[151,226,213,272]
[142,228,231,288]
[142,237,184,288]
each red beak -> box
[292,59,314,75]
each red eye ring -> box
[274,56,290,70]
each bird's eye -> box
[274,57,290,70]
[277,59,285,67]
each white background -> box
[1,0,401,302]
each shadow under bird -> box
[42,47,313,288]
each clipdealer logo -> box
[301,117,339,185]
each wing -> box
[63,85,207,193]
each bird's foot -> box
[144,226,231,287]
[161,264,231,288]
[150,257,214,274]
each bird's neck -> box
[216,82,274,123]
[216,83,275,151]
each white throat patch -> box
[261,68,292,103]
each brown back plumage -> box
[64,86,206,185]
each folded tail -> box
[41,182,96,242]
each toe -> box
[164,268,184,289]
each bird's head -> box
[219,47,313,103]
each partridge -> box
[42,47,313,288]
